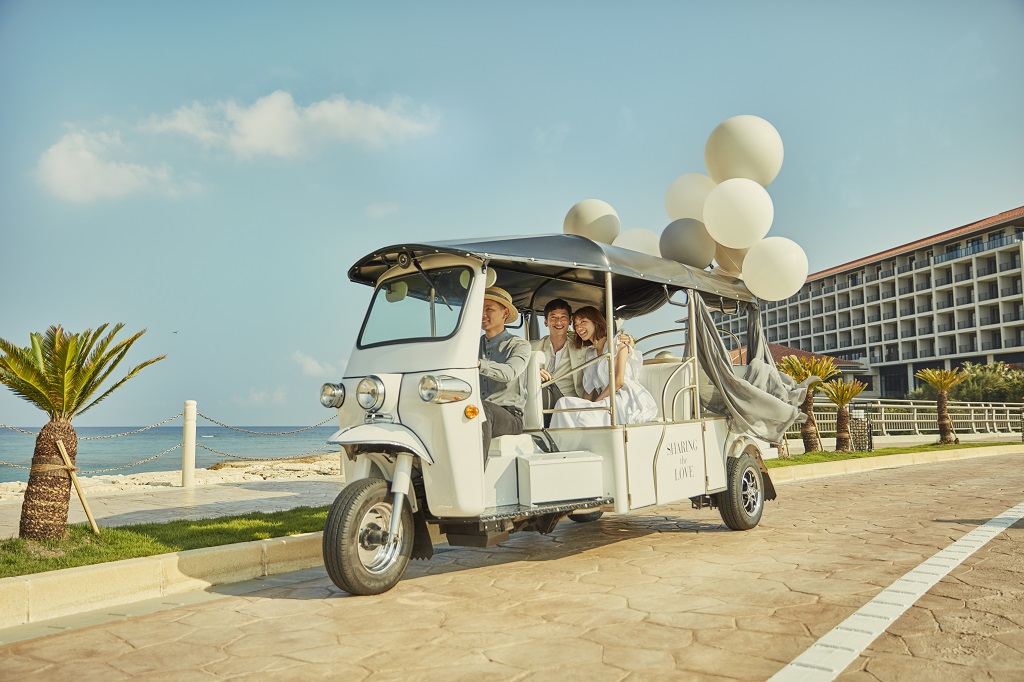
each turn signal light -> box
[464,404,480,419]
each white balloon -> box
[702,178,774,249]
[664,173,716,221]
[660,218,715,269]
[714,243,748,277]
[563,199,621,244]
[741,237,809,301]
[705,115,784,186]
[612,228,661,257]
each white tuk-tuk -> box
[319,234,807,595]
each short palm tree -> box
[819,378,867,452]
[914,367,968,444]
[0,324,165,540]
[777,355,840,453]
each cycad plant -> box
[777,355,840,453]
[0,324,165,540]
[818,378,867,452]
[914,367,968,444]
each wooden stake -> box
[57,439,100,535]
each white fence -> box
[786,399,1024,438]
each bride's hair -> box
[571,306,607,349]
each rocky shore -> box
[0,453,343,502]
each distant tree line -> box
[907,362,1024,404]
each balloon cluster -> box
[562,115,809,301]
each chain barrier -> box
[79,444,183,474]
[0,424,41,436]
[196,442,335,461]
[196,413,335,435]
[2,410,336,473]
[81,413,184,440]
[0,413,184,439]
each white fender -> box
[328,423,435,464]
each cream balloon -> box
[660,218,716,269]
[612,228,661,257]
[741,237,809,301]
[714,243,748,277]
[702,178,774,249]
[664,173,716,221]
[563,199,621,244]
[704,115,784,186]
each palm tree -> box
[819,378,867,452]
[0,324,165,540]
[914,368,968,444]
[777,355,840,453]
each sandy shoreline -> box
[0,453,343,502]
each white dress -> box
[550,346,658,428]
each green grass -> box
[765,440,1019,468]
[0,505,328,579]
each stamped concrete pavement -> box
[1,454,1022,681]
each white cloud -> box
[292,350,343,378]
[232,387,287,407]
[365,202,398,220]
[146,90,439,159]
[35,130,193,203]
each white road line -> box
[769,501,1024,682]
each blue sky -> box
[1,1,1022,427]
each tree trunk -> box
[799,391,822,453]
[834,406,851,452]
[936,390,955,444]
[19,419,76,540]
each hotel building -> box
[720,206,1024,397]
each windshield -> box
[358,266,472,347]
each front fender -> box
[328,423,435,465]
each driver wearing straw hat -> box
[478,286,532,456]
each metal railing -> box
[785,399,1024,438]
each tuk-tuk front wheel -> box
[323,477,414,595]
[715,452,764,531]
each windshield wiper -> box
[412,259,453,311]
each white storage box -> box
[517,451,603,505]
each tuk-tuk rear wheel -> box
[715,452,764,531]
[323,477,414,595]
[568,509,604,523]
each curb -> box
[1,444,1021,632]
[768,444,1023,483]
[0,532,323,630]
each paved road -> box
[2,455,1022,681]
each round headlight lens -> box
[320,383,345,409]
[356,376,385,412]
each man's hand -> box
[540,368,552,382]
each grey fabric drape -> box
[694,295,810,443]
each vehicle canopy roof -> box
[348,234,756,320]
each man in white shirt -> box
[530,299,587,426]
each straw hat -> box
[484,287,518,323]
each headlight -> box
[356,376,385,412]
[418,375,473,403]
[320,383,345,409]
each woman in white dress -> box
[550,306,657,428]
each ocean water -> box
[0,425,339,484]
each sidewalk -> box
[0,476,346,539]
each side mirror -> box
[385,281,408,302]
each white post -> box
[182,400,196,487]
